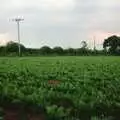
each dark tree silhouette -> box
[6,41,26,55]
[52,47,64,55]
[103,35,120,54]
[39,46,52,55]
[65,48,76,55]
[81,41,87,49]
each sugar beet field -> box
[0,56,120,120]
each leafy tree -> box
[40,46,52,55]
[81,41,87,49]
[0,46,6,55]
[65,48,76,55]
[76,48,88,55]
[52,47,64,55]
[103,35,120,54]
[25,48,40,56]
[6,41,26,55]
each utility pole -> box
[12,18,24,56]
[93,36,96,50]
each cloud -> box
[0,0,120,49]
[0,33,11,45]
[1,0,75,11]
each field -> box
[0,56,120,120]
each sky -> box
[0,0,120,49]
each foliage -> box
[1,35,120,56]
[0,41,109,56]
[52,47,64,55]
[0,57,120,119]
[6,41,26,53]
[103,35,120,54]
[39,46,52,55]
[81,41,87,49]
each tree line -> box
[0,35,120,56]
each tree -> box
[103,35,120,54]
[0,46,6,56]
[81,41,87,49]
[6,41,26,55]
[40,46,52,55]
[25,48,40,56]
[65,48,76,55]
[76,48,89,55]
[52,47,64,55]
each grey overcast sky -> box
[0,0,120,49]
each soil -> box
[25,104,46,120]
[3,103,46,120]
[4,109,20,120]
[27,113,46,120]
[48,80,61,86]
